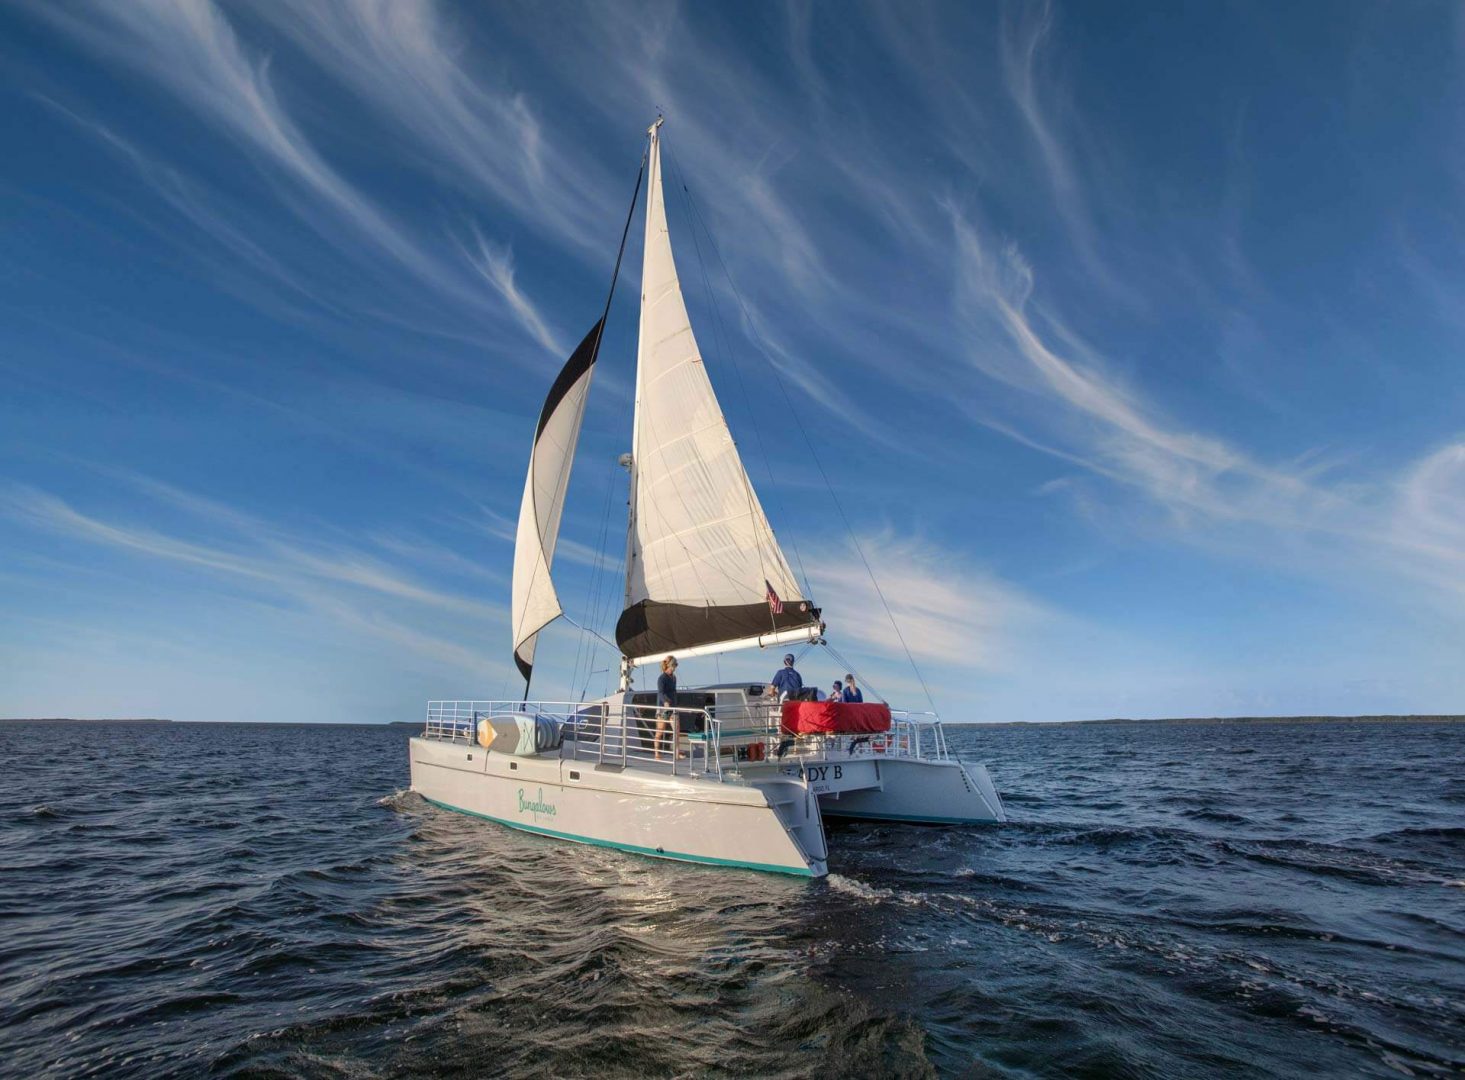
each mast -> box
[618,118,662,691]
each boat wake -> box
[375,788,416,810]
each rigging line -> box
[676,174,937,714]
[602,538,628,696]
[821,641,886,706]
[574,458,614,691]
[594,156,647,357]
[665,142,813,607]
[664,145,775,633]
[572,457,619,699]
[524,154,645,700]
[584,459,622,699]
[580,464,616,696]
[560,611,621,656]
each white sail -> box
[512,320,604,690]
[616,121,819,662]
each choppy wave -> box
[0,718,1461,1077]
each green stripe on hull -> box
[420,795,816,877]
[821,809,1000,825]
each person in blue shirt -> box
[770,653,803,701]
[842,674,864,703]
[654,655,677,760]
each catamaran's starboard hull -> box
[815,758,1006,825]
[409,737,827,877]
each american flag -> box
[765,580,783,615]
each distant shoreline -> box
[953,714,1464,727]
[0,717,174,724]
[2,714,1460,727]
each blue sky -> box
[2,1,1462,723]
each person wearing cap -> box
[770,654,803,701]
[654,655,678,760]
[842,674,863,703]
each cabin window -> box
[569,770,581,781]
[509,761,518,771]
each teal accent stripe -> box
[421,796,816,877]
[820,809,1001,825]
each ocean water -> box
[1,719,1461,1078]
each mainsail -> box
[511,320,606,689]
[616,120,821,663]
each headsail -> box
[510,156,645,694]
[512,319,604,690]
[616,120,821,663]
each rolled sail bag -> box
[781,700,892,735]
[477,711,564,756]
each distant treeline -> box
[0,718,173,724]
[976,715,1464,727]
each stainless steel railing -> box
[420,699,952,776]
[423,700,726,778]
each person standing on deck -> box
[843,674,863,703]
[655,656,678,760]
[771,653,803,701]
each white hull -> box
[409,698,1007,877]
[409,736,827,877]
[814,757,1006,824]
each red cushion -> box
[780,700,892,734]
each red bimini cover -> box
[781,700,892,734]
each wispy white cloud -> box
[27,0,568,354]
[1395,442,1465,595]
[40,2,432,278]
[995,0,1146,308]
[250,0,618,258]
[943,204,1465,607]
[461,228,564,357]
[810,532,1053,673]
[475,506,606,571]
[0,480,504,676]
[33,100,332,314]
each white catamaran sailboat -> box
[409,120,1005,877]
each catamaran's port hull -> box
[409,737,826,877]
[815,758,1006,825]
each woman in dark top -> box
[654,655,677,760]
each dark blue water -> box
[1,720,1461,1077]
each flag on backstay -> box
[765,580,783,615]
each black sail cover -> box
[616,599,822,660]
